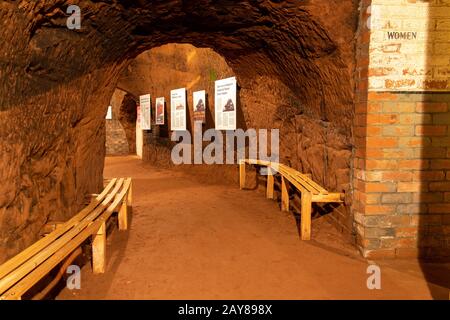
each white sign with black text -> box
[171,88,187,131]
[215,77,237,130]
[139,94,151,130]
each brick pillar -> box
[353,0,450,259]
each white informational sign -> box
[193,90,206,123]
[105,106,113,120]
[215,77,237,130]
[139,94,151,130]
[155,97,165,125]
[170,88,187,131]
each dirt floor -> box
[58,156,450,300]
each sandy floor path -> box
[58,156,447,300]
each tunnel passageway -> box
[56,156,443,300]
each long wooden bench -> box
[239,159,344,240]
[0,177,132,300]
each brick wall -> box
[353,0,450,258]
[369,0,450,91]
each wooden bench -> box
[0,177,132,300]
[239,159,344,240]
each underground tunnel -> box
[0,0,449,301]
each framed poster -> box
[193,90,206,123]
[170,88,187,131]
[215,77,237,130]
[139,94,151,130]
[155,97,165,125]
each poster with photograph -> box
[139,94,151,130]
[193,90,206,123]
[170,88,187,131]
[215,77,237,130]
[155,97,165,125]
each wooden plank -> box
[266,171,274,200]
[293,172,328,195]
[278,166,323,195]
[281,176,289,212]
[31,247,82,300]
[312,193,344,203]
[239,160,246,190]
[278,168,313,196]
[92,222,106,274]
[301,192,312,241]
[275,163,327,195]
[0,178,132,300]
[0,178,118,281]
[242,159,335,198]
[0,179,126,295]
[282,164,328,194]
[118,198,128,231]
[277,166,319,195]
[127,179,132,204]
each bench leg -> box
[281,176,289,212]
[92,222,106,274]
[127,180,132,205]
[118,199,128,231]
[301,192,312,240]
[239,161,246,190]
[266,171,274,200]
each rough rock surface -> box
[118,93,138,155]
[106,89,129,155]
[0,0,358,262]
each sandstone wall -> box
[0,0,358,262]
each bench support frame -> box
[239,160,343,241]
[92,222,106,274]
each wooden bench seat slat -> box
[289,171,329,195]
[242,159,327,195]
[1,178,132,300]
[0,179,126,296]
[276,166,320,195]
[277,164,327,195]
[0,178,118,281]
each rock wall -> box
[119,94,138,155]
[0,0,358,262]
